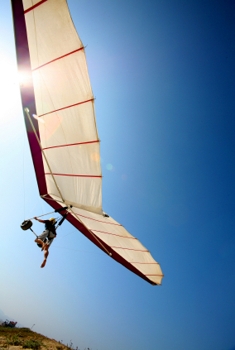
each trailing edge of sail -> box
[11,0,163,285]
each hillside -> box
[0,326,86,350]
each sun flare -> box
[0,54,19,115]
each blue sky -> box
[0,0,235,349]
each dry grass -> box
[0,327,80,350]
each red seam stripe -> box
[78,214,122,226]
[24,0,47,14]
[92,229,136,239]
[43,140,99,151]
[33,47,84,71]
[111,246,148,252]
[38,99,94,118]
[45,173,101,178]
[131,262,159,265]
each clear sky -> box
[0,0,235,349]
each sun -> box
[18,70,33,87]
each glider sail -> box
[11,0,163,285]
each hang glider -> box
[11,0,163,285]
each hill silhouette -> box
[0,326,90,350]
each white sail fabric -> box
[15,0,163,285]
[23,0,102,213]
[72,207,163,285]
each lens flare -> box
[106,163,113,171]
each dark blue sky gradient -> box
[0,1,234,349]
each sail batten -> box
[45,173,102,178]
[43,140,99,151]
[24,0,47,14]
[92,230,137,239]
[38,99,95,117]
[110,247,149,252]
[32,47,85,71]
[11,0,164,285]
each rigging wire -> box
[24,108,65,202]
[52,229,104,255]
[22,123,26,220]
[52,245,102,255]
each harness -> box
[45,221,56,234]
[37,214,67,248]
